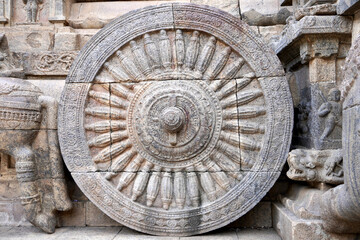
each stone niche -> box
[58,3,293,236]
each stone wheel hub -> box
[59,3,293,236]
[161,106,185,134]
[128,81,222,167]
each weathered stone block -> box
[6,31,53,52]
[272,203,357,240]
[236,229,281,240]
[57,202,86,227]
[229,202,272,228]
[85,202,122,227]
[69,1,190,29]
[78,31,97,49]
[190,0,240,17]
[240,0,280,15]
[259,25,284,44]
[300,38,340,63]
[27,80,66,102]
[54,33,79,51]
[309,58,336,83]
[242,8,291,26]
[0,201,29,226]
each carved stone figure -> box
[296,99,311,134]
[0,77,72,233]
[58,4,293,236]
[317,88,342,141]
[23,0,42,23]
[321,35,360,233]
[287,148,343,184]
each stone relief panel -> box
[287,148,343,184]
[23,51,77,76]
[58,3,293,236]
[316,88,342,142]
[12,0,48,24]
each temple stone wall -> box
[2,0,360,237]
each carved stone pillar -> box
[58,3,293,236]
[276,15,352,150]
[0,0,9,26]
[48,0,67,25]
[302,35,342,150]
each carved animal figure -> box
[287,148,343,185]
[0,77,71,233]
[317,88,342,141]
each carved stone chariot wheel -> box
[59,4,293,236]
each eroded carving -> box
[294,3,337,21]
[280,184,329,220]
[36,52,75,72]
[296,99,311,135]
[317,88,342,141]
[287,149,343,184]
[58,4,293,236]
[23,0,42,23]
[0,77,72,233]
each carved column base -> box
[273,202,358,240]
[48,17,67,26]
[0,17,7,24]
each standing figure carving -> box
[23,0,42,23]
[0,77,72,233]
[317,88,342,141]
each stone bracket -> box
[275,15,352,68]
[299,36,339,63]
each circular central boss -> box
[128,81,222,168]
[161,106,186,134]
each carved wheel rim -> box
[59,4,293,236]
